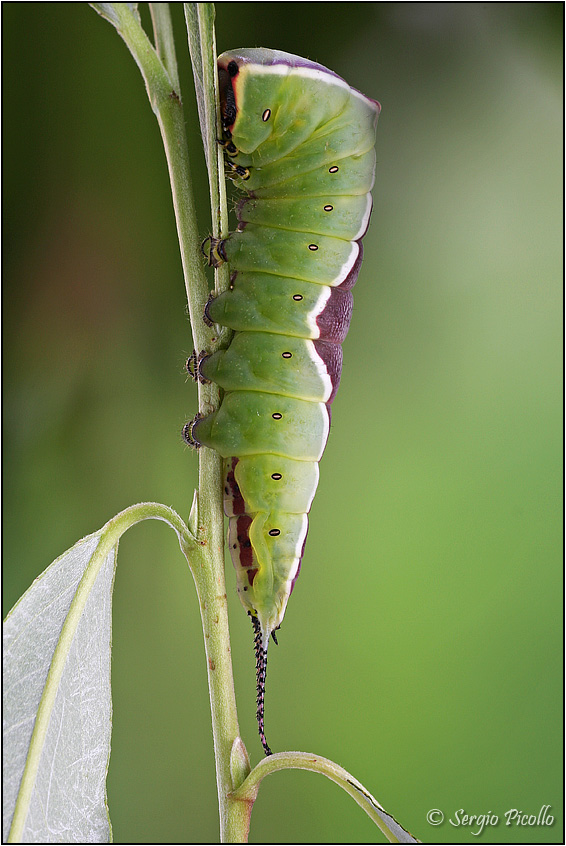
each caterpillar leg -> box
[217,136,238,156]
[201,236,227,268]
[181,412,205,449]
[185,350,211,385]
[203,292,216,328]
[224,160,250,181]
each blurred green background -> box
[3,3,562,843]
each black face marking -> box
[329,165,339,173]
[324,204,333,212]
[272,412,282,420]
[220,70,238,131]
[308,244,319,251]
[293,294,303,301]
[268,529,281,537]
[262,108,271,121]
[282,352,292,359]
[227,60,239,78]
[271,473,282,480]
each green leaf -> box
[3,502,198,844]
[3,533,117,843]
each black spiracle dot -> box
[293,294,303,301]
[268,529,281,537]
[324,204,334,212]
[262,108,271,122]
[272,412,282,420]
[282,351,292,359]
[227,61,239,77]
[308,244,319,251]
[329,165,339,173]
[271,473,282,480]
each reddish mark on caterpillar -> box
[236,515,254,567]
[227,458,245,515]
[208,658,216,671]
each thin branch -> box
[149,3,181,94]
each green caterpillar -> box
[184,48,380,754]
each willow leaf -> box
[3,533,117,843]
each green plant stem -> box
[184,3,231,335]
[149,13,251,839]
[107,4,209,352]
[94,5,251,841]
